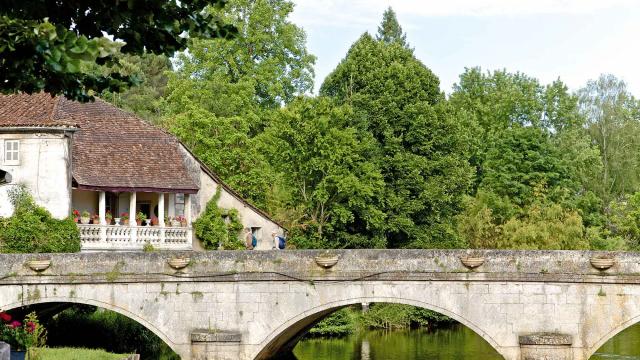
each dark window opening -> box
[0,170,11,185]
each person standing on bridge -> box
[244,228,254,250]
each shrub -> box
[307,308,356,337]
[193,189,243,250]
[0,186,80,253]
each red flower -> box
[26,321,36,333]
[0,312,10,322]
[72,209,80,217]
[9,320,20,328]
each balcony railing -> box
[78,224,192,251]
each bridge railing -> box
[78,224,192,251]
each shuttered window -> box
[4,140,19,165]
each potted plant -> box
[176,215,187,227]
[170,216,181,227]
[80,210,91,224]
[105,211,113,225]
[0,311,46,359]
[165,216,171,227]
[151,216,159,226]
[92,213,100,224]
[121,212,129,225]
[72,209,80,223]
[135,211,146,226]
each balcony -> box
[78,224,192,251]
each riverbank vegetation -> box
[309,305,456,338]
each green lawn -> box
[28,347,131,360]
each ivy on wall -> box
[193,188,244,250]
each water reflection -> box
[293,325,503,360]
[591,324,640,360]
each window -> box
[175,193,185,216]
[4,140,19,165]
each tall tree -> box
[0,0,235,101]
[376,7,407,47]
[577,74,640,204]
[261,97,386,248]
[180,0,315,110]
[162,0,315,209]
[321,30,474,248]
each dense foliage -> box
[0,187,80,253]
[105,6,640,252]
[309,304,455,337]
[0,0,236,101]
[193,189,244,249]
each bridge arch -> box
[252,296,506,360]
[0,296,181,357]
[585,313,640,359]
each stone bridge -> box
[1,250,640,360]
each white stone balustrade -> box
[78,224,192,251]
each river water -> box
[293,324,640,360]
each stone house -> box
[0,93,283,251]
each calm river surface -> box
[292,324,640,360]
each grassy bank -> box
[28,347,128,360]
[46,306,178,360]
[308,304,455,338]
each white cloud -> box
[291,0,637,28]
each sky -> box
[290,0,640,96]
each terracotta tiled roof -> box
[0,93,198,193]
[0,93,77,128]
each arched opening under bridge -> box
[0,299,179,359]
[253,298,505,360]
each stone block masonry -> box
[1,250,640,359]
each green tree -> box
[177,0,315,110]
[162,0,315,209]
[577,74,640,204]
[321,30,474,248]
[479,125,573,206]
[0,0,235,101]
[376,7,407,47]
[458,188,589,250]
[260,97,386,248]
[101,54,172,124]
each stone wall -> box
[1,250,640,360]
[0,132,72,219]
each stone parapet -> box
[0,250,635,286]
